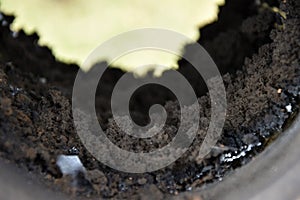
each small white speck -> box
[277,88,282,94]
[39,77,47,84]
[257,142,262,146]
[56,155,85,176]
[12,31,18,38]
[285,104,292,113]
[246,144,254,152]
[186,186,192,191]
[240,151,246,157]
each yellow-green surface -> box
[0,0,224,72]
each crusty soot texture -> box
[0,0,299,199]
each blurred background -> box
[0,0,224,73]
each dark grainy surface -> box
[0,0,299,199]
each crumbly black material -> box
[0,0,299,199]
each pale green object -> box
[0,0,224,72]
